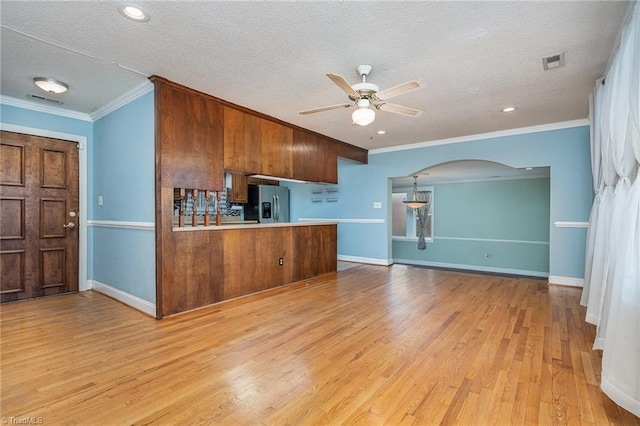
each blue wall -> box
[289,125,592,279]
[392,177,550,275]
[92,91,155,302]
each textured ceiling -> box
[0,1,631,150]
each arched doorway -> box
[390,160,551,277]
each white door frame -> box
[0,123,89,291]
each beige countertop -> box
[173,221,338,232]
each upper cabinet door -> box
[155,80,224,190]
[261,119,293,179]
[292,129,338,184]
[224,106,261,173]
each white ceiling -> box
[0,1,631,150]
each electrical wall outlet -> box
[279,258,284,266]
[373,202,382,209]
[98,195,104,206]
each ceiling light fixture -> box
[118,4,150,22]
[403,175,427,209]
[33,77,69,94]
[352,98,375,126]
[376,130,387,135]
[501,106,517,113]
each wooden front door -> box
[1,131,79,302]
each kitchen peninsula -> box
[152,76,367,318]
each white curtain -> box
[584,2,640,417]
[581,81,604,308]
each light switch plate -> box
[373,202,382,209]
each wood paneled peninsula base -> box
[159,222,337,317]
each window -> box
[392,187,434,241]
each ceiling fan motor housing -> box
[350,82,379,100]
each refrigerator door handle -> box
[273,194,278,222]
[275,194,280,222]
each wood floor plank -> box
[1,265,638,425]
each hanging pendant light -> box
[403,175,427,209]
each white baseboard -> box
[392,258,549,278]
[548,275,584,287]
[90,280,156,317]
[338,254,392,266]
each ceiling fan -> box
[299,64,426,126]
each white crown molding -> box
[88,219,155,230]
[90,280,156,317]
[369,119,590,155]
[0,95,92,122]
[91,80,154,121]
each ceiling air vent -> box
[542,52,565,70]
[27,93,64,105]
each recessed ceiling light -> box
[118,4,150,22]
[501,106,517,113]
[376,130,386,135]
[33,77,69,94]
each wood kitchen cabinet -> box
[293,129,338,184]
[221,224,336,301]
[222,227,293,300]
[153,77,224,190]
[224,106,261,173]
[261,119,293,179]
[227,172,248,203]
[292,225,337,281]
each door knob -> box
[63,222,76,229]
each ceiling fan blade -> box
[373,78,426,101]
[326,73,361,99]
[299,103,352,115]
[377,102,424,117]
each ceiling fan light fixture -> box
[352,99,375,126]
[33,77,69,94]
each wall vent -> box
[542,52,565,70]
[27,93,64,105]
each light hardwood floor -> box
[1,265,638,425]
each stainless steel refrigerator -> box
[245,185,289,223]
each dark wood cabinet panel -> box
[261,119,293,179]
[228,173,248,203]
[154,78,224,190]
[292,225,337,282]
[224,106,261,173]
[222,228,293,300]
[158,186,224,317]
[292,130,338,184]
[336,141,368,164]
